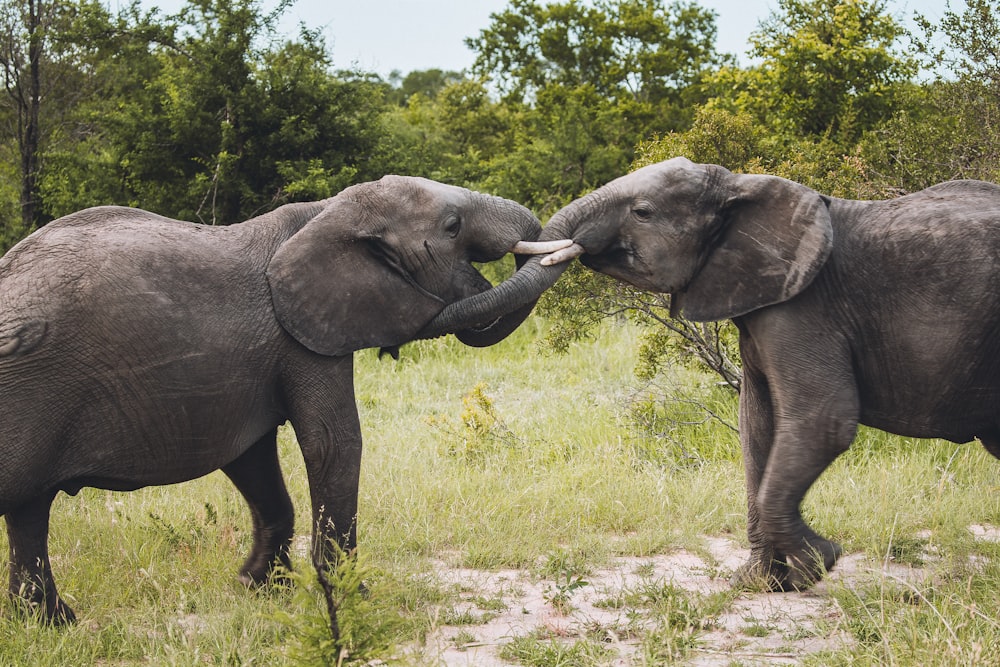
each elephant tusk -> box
[540,243,586,266]
[511,239,574,255]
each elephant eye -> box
[445,215,462,238]
[632,206,653,221]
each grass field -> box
[2,319,1000,665]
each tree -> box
[0,0,44,234]
[462,0,724,217]
[725,0,916,145]
[35,2,169,221]
[468,0,721,109]
[482,83,633,216]
[384,68,464,106]
[0,0,121,239]
[0,0,171,249]
[862,0,1000,189]
[121,0,290,223]
[43,1,389,224]
[250,38,387,204]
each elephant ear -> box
[675,173,833,322]
[266,198,445,357]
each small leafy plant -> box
[272,543,400,666]
[427,382,523,464]
[543,569,589,614]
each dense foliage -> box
[2,0,998,379]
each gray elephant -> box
[423,157,1000,591]
[0,175,568,623]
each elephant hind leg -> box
[222,431,295,586]
[6,489,75,624]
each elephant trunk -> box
[421,194,602,344]
[423,255,570,344]
[543,188,617,257]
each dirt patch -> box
[415,535,945,666]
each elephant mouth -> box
[580,242,646,283]
[581,244,633,271]
[582,244,675,294]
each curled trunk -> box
[419,196,598,342]
[443,197,545,347]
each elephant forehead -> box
[379,175,468,205]
[619,159,711,201]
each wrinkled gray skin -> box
[425,156,1000,591]
[0,175,545,623]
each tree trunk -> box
[18,0,42,230]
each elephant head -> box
[419,157,833,332]
[266,175,566,356]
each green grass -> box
[2,318,1000,664]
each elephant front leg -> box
[730,367,791,591]
[6,490,75,624]
[222,430,296,586]
[755,385,858,590]
[732,330,858,591]
[286,366,364,576]
[756,452,845,590]
[302,429,362,575]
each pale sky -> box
[133,0,949,77]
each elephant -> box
[421,156,1000,591]
[0,175,570,623]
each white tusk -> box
[511,239,574,255]
[540,243,586,266]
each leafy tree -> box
[372,77,519,187]
[40,1,389,225]
[374,92,456,180]
[37,1,170,220]
[0,0,154,244]
[114,0,291,223]
[384,68,464,106]
[0,0,46,234]
[252,39,387,203]
[715,0,916,146]
[468,0,722,108]
[862,0,1000,189]
[463,0,724,219]
[482,83,633,216]
[26,0,281,223]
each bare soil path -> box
[416,534,948,666]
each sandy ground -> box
[411,526,1000,666]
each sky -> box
[133,0,950,77]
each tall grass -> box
[1,319,999,664]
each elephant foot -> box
[731,538,842,592]
[730,549,790,592]
[237,550,293,588]
[237,562,292,588]
[9,587,76,626]
[783,538,843,590]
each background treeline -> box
[2,0,998,364]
